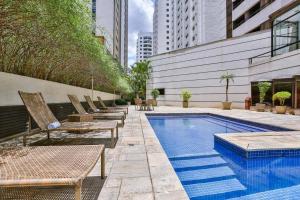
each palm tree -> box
[220,72,235,102]
[129,60,152,99]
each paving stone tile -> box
[119,177,152,194]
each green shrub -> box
[272,91,291,106]
[115,99,128,105]
[257,82,271,103]
[151,89,160,100]
[181,90,192,102]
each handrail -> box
[249,40,300,64]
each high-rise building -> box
[93,0,128,69]
[153,0,227,55]
[232,0,294,37]
[136,32,153,62]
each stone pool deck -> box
[2,106,300,199]
[98,106,300,199]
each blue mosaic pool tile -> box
[229,184,300,200]
[177,166,235,183]
[215,135,300,158]
[185,178,246,199]
[171,157,227,171]
[169,150,220,161]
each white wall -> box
[148,29,300,108]
[0,72,120,106]
[147,30,271,108]
[250,49,300,82]
[233,0,294,37]
[95,0,114,54]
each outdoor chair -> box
[0,145,105,200]
[19,91,118,148]
[84,95,127,116]
[68,94,125,127]
[97,96,129,114]
[134,98,142,110]
[147,99,155,111]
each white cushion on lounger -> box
[48,121,61,129]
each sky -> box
[128,0,154,67]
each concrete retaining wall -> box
[0,72,120,106]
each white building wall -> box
[120,0,128,69]
[95,0,114,54]
[200,0,227,44]
[153,0,170,55]
[136,32,153,62]
[233,0,294,37]
[94,0,128,67]
[147,31,272,108]
[249,49,300,82]
[153,0,226,55]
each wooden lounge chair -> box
[0,145,105,200]
[18,91,118,148]
[68,94,125,127]
[97,96,129,114]
[84,95,127,116]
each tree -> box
[129,60,152,99]
[0,0,130,93]
[220,72,235,102]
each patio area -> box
[2,106,300,199]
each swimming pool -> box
[147,114,300,200]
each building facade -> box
[93,0,128,69]
[136,32,153,62]
[147,1,300,109]
[153,0,227,55]
[232,0,294,37]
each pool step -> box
[178,166,236,185]
[169,151,220,161]
[204,117,269,132]
[171,156,227,172]
[185,178,247,199]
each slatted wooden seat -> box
[68,94,125,127]
[18,91,118,148]
[84,95,127,116]
[0,145,105,200]
[97,96,129,114]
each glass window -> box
[251,82,273,105]
[273,5,300,56]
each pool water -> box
[147,114,300,200]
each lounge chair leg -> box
[111,129,114,148]
[23,135,27,147]
[116,126,119,139]
[101,150,105,179]
[47,130,50,140]
[75,181,82,200]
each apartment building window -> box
[233,0,244,10]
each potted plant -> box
[151,88,160,106]
[181,90,192,108]
[256,82,271,112]
[220,72,235,110]
[272,91,291,114]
